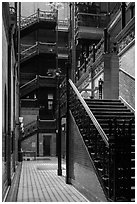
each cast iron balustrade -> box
[108,118,133,201]
[21,99,38,108]
[20,10,57,30]
[58,20,69,30]
[95,38,104,60]
[20,42,56,62]
[59,78,134,201]
[20,75,56,98]
[69,79,109,198]
[76,13,108,28]
[58,46,68,55]
[23,120,37,139]
[59,78,67,117]
[22,118,56,141]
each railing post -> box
[66,62,71,184]
[37,8,40,21]
[57,75,62,176]
[93,43,96,63]
[99,78,103,99]
[104,28,108,53]
[113,118,117,201]
[121,3,126,29]
[37,116,39,157]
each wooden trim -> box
[69,79,109,147]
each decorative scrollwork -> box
[118,29,135,53]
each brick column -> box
[103,53,119,99]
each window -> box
[48,94,53,110]
[48,100,53,110]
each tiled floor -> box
[17,157,89,202]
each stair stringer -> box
[69,111,107,202]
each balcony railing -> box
[58,46,68,55]
[20,9,57,30]
[21,99,38,108]
[20,42,56,61]
[95,38,104,60]
[58,20,69,29]
[76,13,108,28]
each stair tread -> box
[74,98,135,201]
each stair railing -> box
[69,79,108,146]
[23,120,37,139]
[60,78,134,201]
[21,42,56,61]
[20,10,57,30]
[20,75,37,89]
[20,43,37,60]
[68,79,110,197]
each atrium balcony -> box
[75,12,109,40]
[20,42,56,63]
[20,9,57,37]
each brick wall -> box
[104,53,119,99]
[69,112,107,202]
[21,134,37,153]
[119,70,135,109]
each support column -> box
[37,116,39,157]
[104,54,119,99]
[71,3,76,82]
[121,3,126,29]
[57,75,62,176]
[66,62,71,184]
[7,25,12,186]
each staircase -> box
[20,10,57,37]
[85,99,135,201]
[20,75,56,98]
[22,119,56,141]
[68,79,135,202]
[20,42,56,63]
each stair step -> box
[74,98,135,201]
[92,111,133,116]
[85,99,122,103]
[95,115,134,119]
[89,107,129,112]
[87,104,126,109]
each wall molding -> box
[119,96,135,113]
[119,68,135,80]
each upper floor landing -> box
[19,9,57,37]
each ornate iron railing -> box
[21,99,38,108]
[76,12,108,28]
[20,9,57,29]
[95,38,104,60]
[20,42,56,61]
[59,77,134,201]
[58,20,69,28]
[23,120,37,138]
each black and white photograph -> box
[2,2,135,202]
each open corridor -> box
[16,157,89,202]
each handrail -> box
[20,76,37,88]
[77,12,107,17]
[69,79,109,146]
[119,96,135,114]
[24,120,37,128]
[21,43,37,54]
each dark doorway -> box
[43,136,51,156]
